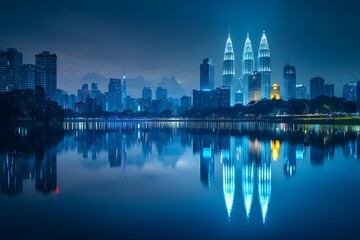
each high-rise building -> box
[180,95,192,108]
[69,94,77,112]
[258,31,271,99]
[296,84,307,99]
[200,58,214,90]
[193,87,230,109]
[108,78,122,112]
[214,86,230,108]
[248,71,262,103]
[242,33,254,105]
[77,83,90,103]
[310,77,324,99]
[20,64,36,89]
[142,87,152,100]
[142,87,152,112]
[91,83,101,98]
[223,33,236,106]
[35,51,57,102]
[122,66,127,106]
[156,87,167,100]
[270,84,280,100]
[324,84,334,97]
[283,64,296,100]
[35,65,46,90]
[0,48,23,91]
[0,54,10,92]
[343,82,357,101]
[57,89,69,109]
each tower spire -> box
[123,64,126,80]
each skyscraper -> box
[258,31,271,99]
[324,84,334,97]
[242,33,254,105]
[156,87,167,100]
[310,77,324,99]
[0,54,10,92]
[296,84,307,99]
[142,87,152,100]
[223,33,235,106]
[108,78,122,111]
[20,64,36,89]
[0,48,23,91]
[343,82,357,101]
[200,58,214,90]
[248,71,262,102]
[35,51,57,102]
[283,64,296,100]
[122,65,127,106]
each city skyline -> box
[0,0,359,97]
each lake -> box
[0,121,360,239]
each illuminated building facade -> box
[343,82,357,101]
[270,84,280,100]
[242,33,254,105]
[296,84,307,99]
[248,71,262,102]
[258,32,271,99]
[223,33,236,106]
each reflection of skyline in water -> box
[2,121,360,225]
[0,147,57,196]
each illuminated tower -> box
[221,150,235,219]
[223,32,236,106]
[242,33,255,105]
[258,31,271,99]
[35,51,57,102]
[122,65,127,107]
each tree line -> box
[183,96,357,118]
[0,85,64,125]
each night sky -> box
[1,0,359,96]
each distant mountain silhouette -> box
[80,73,187,99]
[127,75,186,99]
[156,76,186,98]
[126,75,152,98]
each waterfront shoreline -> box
[63,116,360,125]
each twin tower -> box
[222,31,271,106]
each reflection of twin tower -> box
[223,31,271,105]
[221,138,272,224]
[200,137,271,222]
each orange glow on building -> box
[270,84,280,100]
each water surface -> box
[1,121,360,239]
